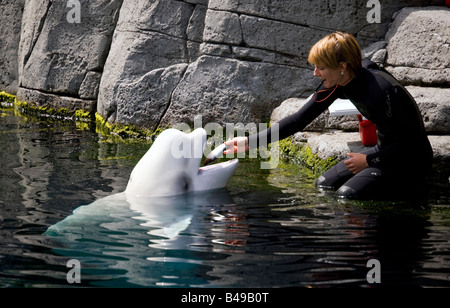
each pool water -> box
[0,109,449,288]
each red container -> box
[358,115,377,146]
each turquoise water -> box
[0,109,449,288]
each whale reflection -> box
[46,188,234,244]
[44,189,240,286]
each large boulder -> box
[114,63,189,131]
[271,97,360,132]
[384,7,450,86]
[407,86,450,133]
[359,6,450,136]
[97,0,194,123]
[16,0,122,108]
[0,0,25,94]
[159,55,316,127]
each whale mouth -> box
[194,158,239,192]
[198,158,238,174]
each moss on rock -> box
[95,113,162,141]
[1,92,95,125]
[0,92,162,142]
[278,137,339,176]
[0,91,16,107]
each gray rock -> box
[406,86,450,133]
[159,55,316,127]
[429,135,450,159]
[200,43,233,57]
[271,97,329,132]
[97,0,193,122]
[386,67,450,87]
[429,135,449,189]
[114,63,188,131]
[203,9,242,45]
[271,97,359,132]
[97,31,189,122]
[17,87,96,113]
[186,4,207,43]
[0,0,25,94]
[304,132,368,161]
[370,49,387,66]
[186,4,207,61]
[18,0,122,96]
[385,7,450,86]
[362,41,387,60]
[79,72,102,100]
[133,0,194,39]
[239,15,328,66]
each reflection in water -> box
[44,188,251,287]
[0,109,450,287]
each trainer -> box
[225,32,433,200]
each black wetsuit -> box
[250,60,433,199]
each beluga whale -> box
[125,127,238,198]
[45,128,239,238]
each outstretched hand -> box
[344,153,368,174]
[224,137,249,154]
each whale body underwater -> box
[45,128,239,237]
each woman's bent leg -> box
[316,146,380,194]
[336,167,383,199]
[316,160,354,190]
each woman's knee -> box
[336,185,359,199]
[336,168,383,199]
[316,162,353,190]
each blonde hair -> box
[308,32,362,77]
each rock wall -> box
[0,0,25,94]
[2,0,444,133]
[15,0,123,113]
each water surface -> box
[0,109,449,288]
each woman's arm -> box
[225,88,338,154]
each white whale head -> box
[125,128,238,198]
